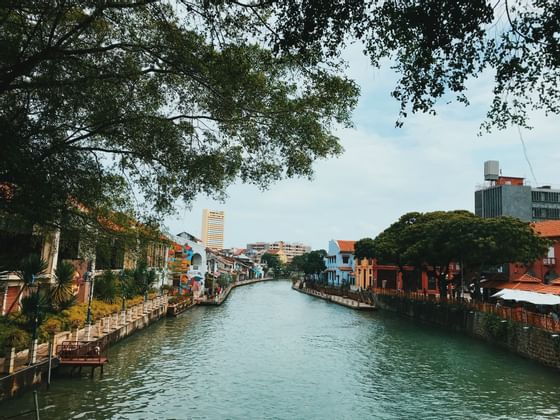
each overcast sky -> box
[164,44,560,250]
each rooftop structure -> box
[474,161,560,222]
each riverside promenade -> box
[1,295,168,401]
[1,279,274,400]
[292,282,376,311]
[199,277,274,306]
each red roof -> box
[482,280,560,296]
[338,266,353,272]
[533,221,560,239]
[336,240,356,253]
[517,273,542,283]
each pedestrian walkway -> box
[1,295,168,378]
[293,282,376,311]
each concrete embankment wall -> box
[374,294,560,370]
[0,298,167,401]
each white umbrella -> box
[491,289,560,306]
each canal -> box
[3,280,560,419]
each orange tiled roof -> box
[336,240,356,253]
[517,273,542,283]
[339,266,353,272]
[532,220,560,238]
[482,280,560,296]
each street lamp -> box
[28,275,40,365]
[119,270,127,314]
[160,267,167,296]
[84,270,95,341]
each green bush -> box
[94,270,120,303]
[0,325,30,356]
[482,313,509,340]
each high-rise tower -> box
[201,209,225,249]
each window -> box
[342,255,349,264]
[59,230,80,260]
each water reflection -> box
[2,281,560,419]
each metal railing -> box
[56,341,105,362]
[372,287,560,333]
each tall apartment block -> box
[201,209,225,249]
[474,161,560,221]
[246,241,311,262]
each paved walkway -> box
[293,283,376,311]
[1,295,167,377]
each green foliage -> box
[50,261,75,310]
[0,326,29,355]
[354,238,376,260]
[261,253,283,278]
[4,253,48,315]
[375,211,548,275]
[289,250,326,276]
[94,270,120,303]
[19,288,50,332]
[275,1,560,130]
[1,2,359,232]
[217,273,232,289]
[133,261,157,298]
[15,254,48,286]
[482,313,509,341]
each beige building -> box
[247,241,311,263]
[201,209,225,250]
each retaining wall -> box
[0,297,168,401]
[374,294,560,370]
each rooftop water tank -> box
[484,160,499,181]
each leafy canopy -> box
[373,210,549,274]
[289,250,326,275]
[275,0,560,130]
[0,1,359,231]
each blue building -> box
[325,240,356,286]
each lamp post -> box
[28,275,39,365]
[160,267,167,296]
[120,270,127,324]
[84,270,95,341]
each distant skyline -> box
[165,44,560,250]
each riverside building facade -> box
[474,160,560,222]
[246,241,311,263]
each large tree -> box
[260,253,282,277]
[290,249,327,280]
[275,0,560,130]
[0,2,358,231]
[376,210,549,298]
[354,237,376,261]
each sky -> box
[164,43,560,250]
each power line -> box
[518,125,538,186]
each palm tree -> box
[5,254,47,314]
[134,262,155,301]
[50,261,76,311]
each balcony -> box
[543,257,556,266]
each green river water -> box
[2,280,560,419]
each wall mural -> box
[168,243,201,295]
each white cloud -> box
[165,49,560,250]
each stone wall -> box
[374,294,560,370]
[0,359,59,401]
[0,297,168,401]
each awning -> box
[491,289,560,306]
[482,280,560,296]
